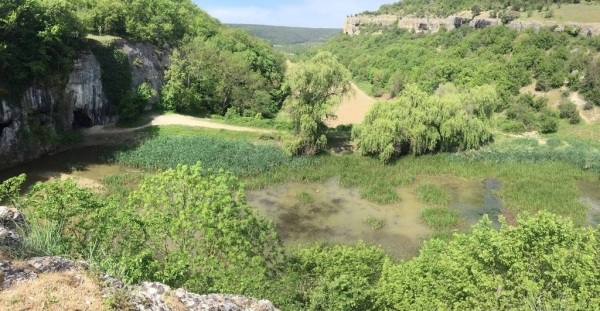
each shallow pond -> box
[247,176,504,258]
[0,146,125,192]
[577,180,600,227]
[2,147,507,258]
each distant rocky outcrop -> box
[344,14,600,36]
[0,39,167,170]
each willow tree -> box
[352,84,498,162]
[283,51,352,155]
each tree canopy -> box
[161,29,287,117]
[353,84,498,162]
[0,0,85,95]
[282,51,352,155]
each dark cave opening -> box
[0,119,13,134]
[72,111,93,129]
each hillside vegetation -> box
[1,0,287,121]
[373,0,600,18]
[228,24,341,55]
[4,0,600,310]
[308,25,600,133]
[227,24,340,45]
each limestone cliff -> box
[0,40,166,170]
[344,14,600,36]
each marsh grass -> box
[102,173,143,199]
[455,137,600,173]
[421,206,460,230]
[297,191,314,204]
[136,125,274,142]
[116,135,291,176]
[245,152,597,225]
[117,128,599,226]
[416,184,451,205]
[363,215,386,230]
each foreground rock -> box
[0,256,279,311]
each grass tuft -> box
[297,191,314,204]
[421,206,460,230]
[363,215,386,230]
[416,183,451,205]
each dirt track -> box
[328,83,376,127]
[82,114,273,136]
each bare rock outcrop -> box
[132,282,280,311]
[344,14,600,37]
[470,18,502,29]
[0,255,280,311]
[0,39,167,170]
[344,14,398,35]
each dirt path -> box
[286,60,377,127]
[82,113,273,136]
[328,83,377,127]
[570,92,599,124]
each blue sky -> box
[194,0,393,28]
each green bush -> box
[558,99,581,124]
[501,119,526,133]
[539,115,559,133]
[284,242,388,311]
[375,212,600,309]
[118,83,154,123]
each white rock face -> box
[66,52,115,126]
[0,39,166,169]
[344,14,600,36]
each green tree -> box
[353,84,498,162]
[0,0,85,95]
[128,163,284,295]
[282,51,352,155]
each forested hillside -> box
[227,24,340,45]
[228,24,341,55]
[308,25,600,134]
[1,0,286,119]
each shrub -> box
[501,120,526,133]
[558,98,579,119]
[375,212,600,309]
[363,216,386,230]
[539,115,558,133]
[286,242,387,311]
[297,191,314,204]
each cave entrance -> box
[0,119,13,139]
[72,111,93,129]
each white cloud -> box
[206,0,391,28]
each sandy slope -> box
[328,83,376,127]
